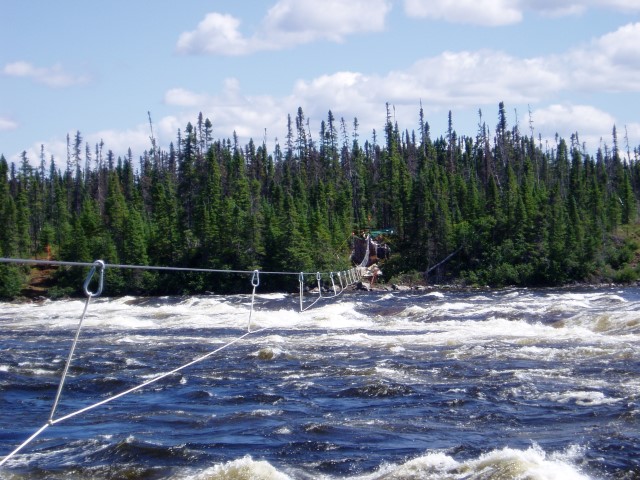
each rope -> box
[0,255,363,467]
[48,261,103,423]
[299,271,324,312]
[0,261,269,468]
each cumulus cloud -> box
[404,0,523,26]
[262,0,390,43]
[532,104,617,145]
[20,18,638,166]
[404,0,640,25]
[87,127,152,158]
[159,80,291,144]
[176,13,250,55]
[382,51,565,106]
[565,22,640,92]
[167,21,640,152]
[14,125,154,170]
[176,0,391,55]
[2,61,89,88]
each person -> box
[370,264,381,286]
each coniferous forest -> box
[2,102,640,298]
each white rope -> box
[0,263,268,468]
[0,424,50,467]
[48,261,104,422]
[300,272,324,312]
[316,271,346,299]
[0,255,364,467]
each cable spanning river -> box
[0,286,638,479]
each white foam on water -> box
[245,308,302,330]
[425,291,446,298]
[372,293,396,302]
[250,409,283,417]
[435,301,475,311]
[542,390,623,406]
[399,305,428,316]
[303,301,369,326]
[184,454,294,480]
[255,293,289,300]
[563,311,640,336]
[359,444,590,480]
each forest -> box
[1,102,640,298]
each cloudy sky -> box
[1,1,639,166]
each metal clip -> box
[83,260,105,298]
[251,269,260,287]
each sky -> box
[2,0,640,168]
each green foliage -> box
[0,264,24,298]
[2,104,640,298]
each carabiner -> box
[251,269,260,288]
[83,260,105,298]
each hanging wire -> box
[0,257,334,277]
[0,255,365,467]
[49,260,105,423]
[0,262,272,468]
[1,260,106,467]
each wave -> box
[183,455,292,480]
[173,445,590,480]
[363,445,590,480]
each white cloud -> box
[532,104,617,148]
[527,105,640,155]
[167,20,640,152]
[13,125,153,170]
[383,51,564,106]
[562,22,640,93]
[263,0,390,43]
[0,116,18,131]
[176,0,391,55]
[176,13,249,55]
[173,19,639,133]
[404,0,640,26]
[522,0,586,17]
[86,127,152,159]
[16,18,640,167]
[2,61,89,88]
[160,81,291,144]
[404,0,523,26]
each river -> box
[0,286,638,479]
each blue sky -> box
[2,0,639,167]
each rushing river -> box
[0,286,638,479]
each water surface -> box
[1,287,638,478]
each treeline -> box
[1,102,640,298]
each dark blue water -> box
[1,287,638,478]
